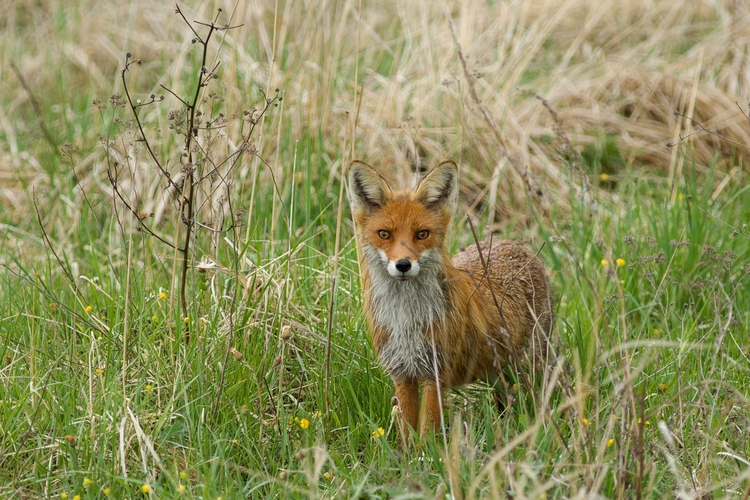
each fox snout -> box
[381,252,421,279]
[395,259,411,273]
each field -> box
[1,0,750,498]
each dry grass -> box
[3,0,749,221]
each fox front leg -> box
[419,379,444,434]
[392,378,419,444]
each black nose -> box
[395,259,412,273]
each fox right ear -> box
[348,161,391,213]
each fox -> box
[348,160,553,440]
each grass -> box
[1,0,749,498]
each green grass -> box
[2,1,750,498]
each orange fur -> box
[348,160,553,441]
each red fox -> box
[348,160,553,440]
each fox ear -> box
[415,161,458,211]
[348,161,392,213]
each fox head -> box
[348,161,458,280]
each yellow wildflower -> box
[582,418,589,426]
[85,305,93,313]
[607,439,614,447]
[83,477,93,488]
[177,484,186,494]
[96,368,104,376]
[61,494,68,500]
[600,173,609,182]
[601,259,609,267]
[103,487,111,496]
[372,427,385,438]
[141,484,151,494]
[299,418,310,430]
[184,317,190,324]
[179,471,187,480]
[616,258,625,267]
[159,292,167,300]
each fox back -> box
[348,160,552,437]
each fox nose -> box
[395,259,412,273]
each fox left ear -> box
[415,161,458,211]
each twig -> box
[10,62,57,151]
[32,189,76,288]
[668,109,750,151]
[686,195,750,238]
[465,216,534,394]
[448,21,538,197]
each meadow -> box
[1,0,749,498]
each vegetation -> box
[1,1,748,498]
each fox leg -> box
[393,378,419,442]
[419,380,444,434]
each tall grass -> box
[1,0,749,498]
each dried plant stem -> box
[10,62,56,151]
[448,21,535,196]
[325,0,363,436]
[122,229,133,411]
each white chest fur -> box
[363,245,446,380]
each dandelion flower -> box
[103,487,111,496]
[85,305,93,313]
[179,471,187,480]
[141,484,151,494]
[184,317,190,324]
[299,418,310,430]
[600,173,609,182]
[616,258,625,267]
[73,496,80,500]
[607,439,614,447]
[145,384,153,392]
[61,494,68,500]
[601,259,609,267]
[159,292,167,300]
[83,478,93,488]
[582,418,589,426]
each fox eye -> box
[378,230,391,239]
[416,230,429,240]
